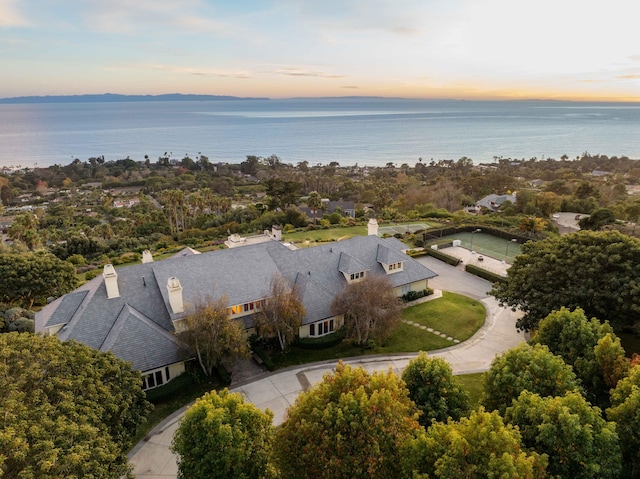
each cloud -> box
[0,0,31,27]
[79,0,230,34]
[341,85,360,89]
[617,74,640,80]
[275,68,345,78]
[104,63,253,79]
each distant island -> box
[0,93,270,104]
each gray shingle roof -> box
[36,234,436,374]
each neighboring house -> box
[113,198,140,208]
[476,193,516,212]
[36,233,436,390]
[299,199,356,220]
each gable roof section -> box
[44,290,88,328]
[293,272,337,324]
[376,244,407,265]
[337,251,370,275]
[102,304,185,372]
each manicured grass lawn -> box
[283,225,368,245]
[272,292,485,369]
[403,292,486,340]
[456,372,485,408]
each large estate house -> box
[36,228,437,390]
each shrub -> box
[425,247,461,266]
[464,264,506,283]
[297,328,346,350]
[401,289,434,303]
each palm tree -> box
[307,191,322,225]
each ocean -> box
[1,98,639,169]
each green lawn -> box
[456,372,485,408]
[282,225,368,246]
[272,292,485,368]
[402,292,486,340]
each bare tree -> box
[179,295,249,377]
[331,274,402,346]
[258,273,306,351]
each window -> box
[229,301,261,316]
[349,271,365,281]
[310,319,335,337]
[142,368,167,390]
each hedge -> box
[464,264,507,283]
[297,328,347,350]
[425,247,461,266]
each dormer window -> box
[387,261,403,272]
[338,252,370,284]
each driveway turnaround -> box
[129,258,526,479]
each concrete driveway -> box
[128,258,525,478]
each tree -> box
[0,252,78,308]
[402,408,547,479]
[533,191,562,217]
[490,230,640,333]
[0,333,151,479]
[8,211,41,250]
[607,365,640,478]
[401,352,470,427]
[505,391,621,479]
[307,190,322,224]
[172,389,275,479]
[178,296,249,377]
[530,307,627,408]
[264,178,301,210]
[257,273,305,351]
[483,343,581,414]
[578,207,616,230]
[331,274,402,346]
[273,362,421,479]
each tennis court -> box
[378,223,431,235]
[440,231,522,264]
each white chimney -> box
[142,250,154,263]
[167,277,184,314]
[368,218,379,236]
[272,225,282,241]
[103,264,120,299]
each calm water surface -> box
[1,98,638,168]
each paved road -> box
[129,258,525,478]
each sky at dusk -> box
[1,0,639,101]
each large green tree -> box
[0,333,151,478]
[178,296,249,377]
[482,343,581,414]
[530,307,628,408]
[402,408,547,479]
[490,230,640,332]
[505,391,621,479]
[331,274,402,346]
[0,252,78,308]
[172,389,275,479]
[401,352,469,427]
[273,362,421,479]
[607,365,640,478]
